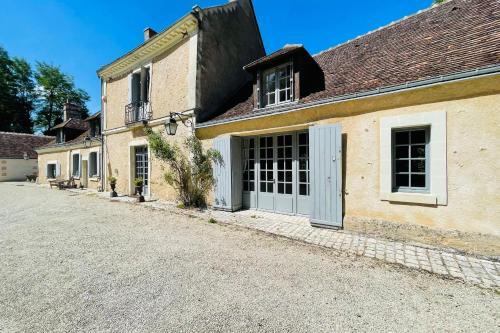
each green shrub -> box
[107,176,117,184]
[134,177,144,187]
[208,218,217,224]
[145,126,222,208]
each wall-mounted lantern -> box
[164,112,193,136]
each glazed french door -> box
[247,132,310,215]
[257,136,275,211]
[275,134,294,214]
[135,146,149,195]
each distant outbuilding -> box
[0,132,54,181]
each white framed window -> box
[72,153,81,178]
[392,127,430,192]
[261,63,293,108]
[380,111,447,205]
[47,163,57,179]
[88,152,99,178]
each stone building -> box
[91,0,500,237]
[36,103,102,190]
[0,132,53,181]
[196,0,500,235]
[97,0,264,199]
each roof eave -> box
[197,64,500,128]
[97,13,198,80]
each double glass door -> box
[242,132,310,215]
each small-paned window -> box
[47,163,56,179]
[259,136,274,193]
[242,138,255,192]
[261,63,293,108]
[392,127,430,192]
[297,132,310,196]
[72,154,80,177]
[277,134,293,195]
[89,152,98,178]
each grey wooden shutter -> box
[213,136,242,211]
[309,124,343,228]
[56,163,61,177]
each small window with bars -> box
[242,138,255,192]
[392,127,430,192]
[297,132,310,196]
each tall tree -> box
[34,62,89,133]
[10,57,36,133]
[0,47,16,132]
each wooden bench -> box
[49,179,63,189]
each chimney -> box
[63,102,82,121]
[143,27,157,41]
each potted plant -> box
[108,176,118,197]
[134,177,145,202]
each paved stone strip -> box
[71,188,500,289]
[209,210,500,289]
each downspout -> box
[100,78,105,192]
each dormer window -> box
[56,129,65,144]
[261,63,293,108]
[90,120,101,137]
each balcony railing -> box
[125,101,152,125]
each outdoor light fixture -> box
[164,112,193,136]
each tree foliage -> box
[0,45,90,134]
[145,126,222,208]
[0,47,36,133]
[34,62,89,133]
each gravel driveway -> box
[0,183,498,332]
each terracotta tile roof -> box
[83,112,101,122]
[206,0,500,123]
[51,118,88,131]
[0,132,54,159]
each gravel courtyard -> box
[0,183,498,332]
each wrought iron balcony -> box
[125,101,152,125]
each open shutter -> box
[46,164,49,177]
[56,163,61,177]
[309,124,343,228]
[213,136,242,211]
[79,155,82,178]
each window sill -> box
[254,100,298,111]
[89,177,100,182]
[380,192,437,205]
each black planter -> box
[136,185,145,202]
[110,183,118,197]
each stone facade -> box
[37,144,102,190]
[196,74,500,236]
[98,0,264,202]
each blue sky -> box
[0,0,432,113]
